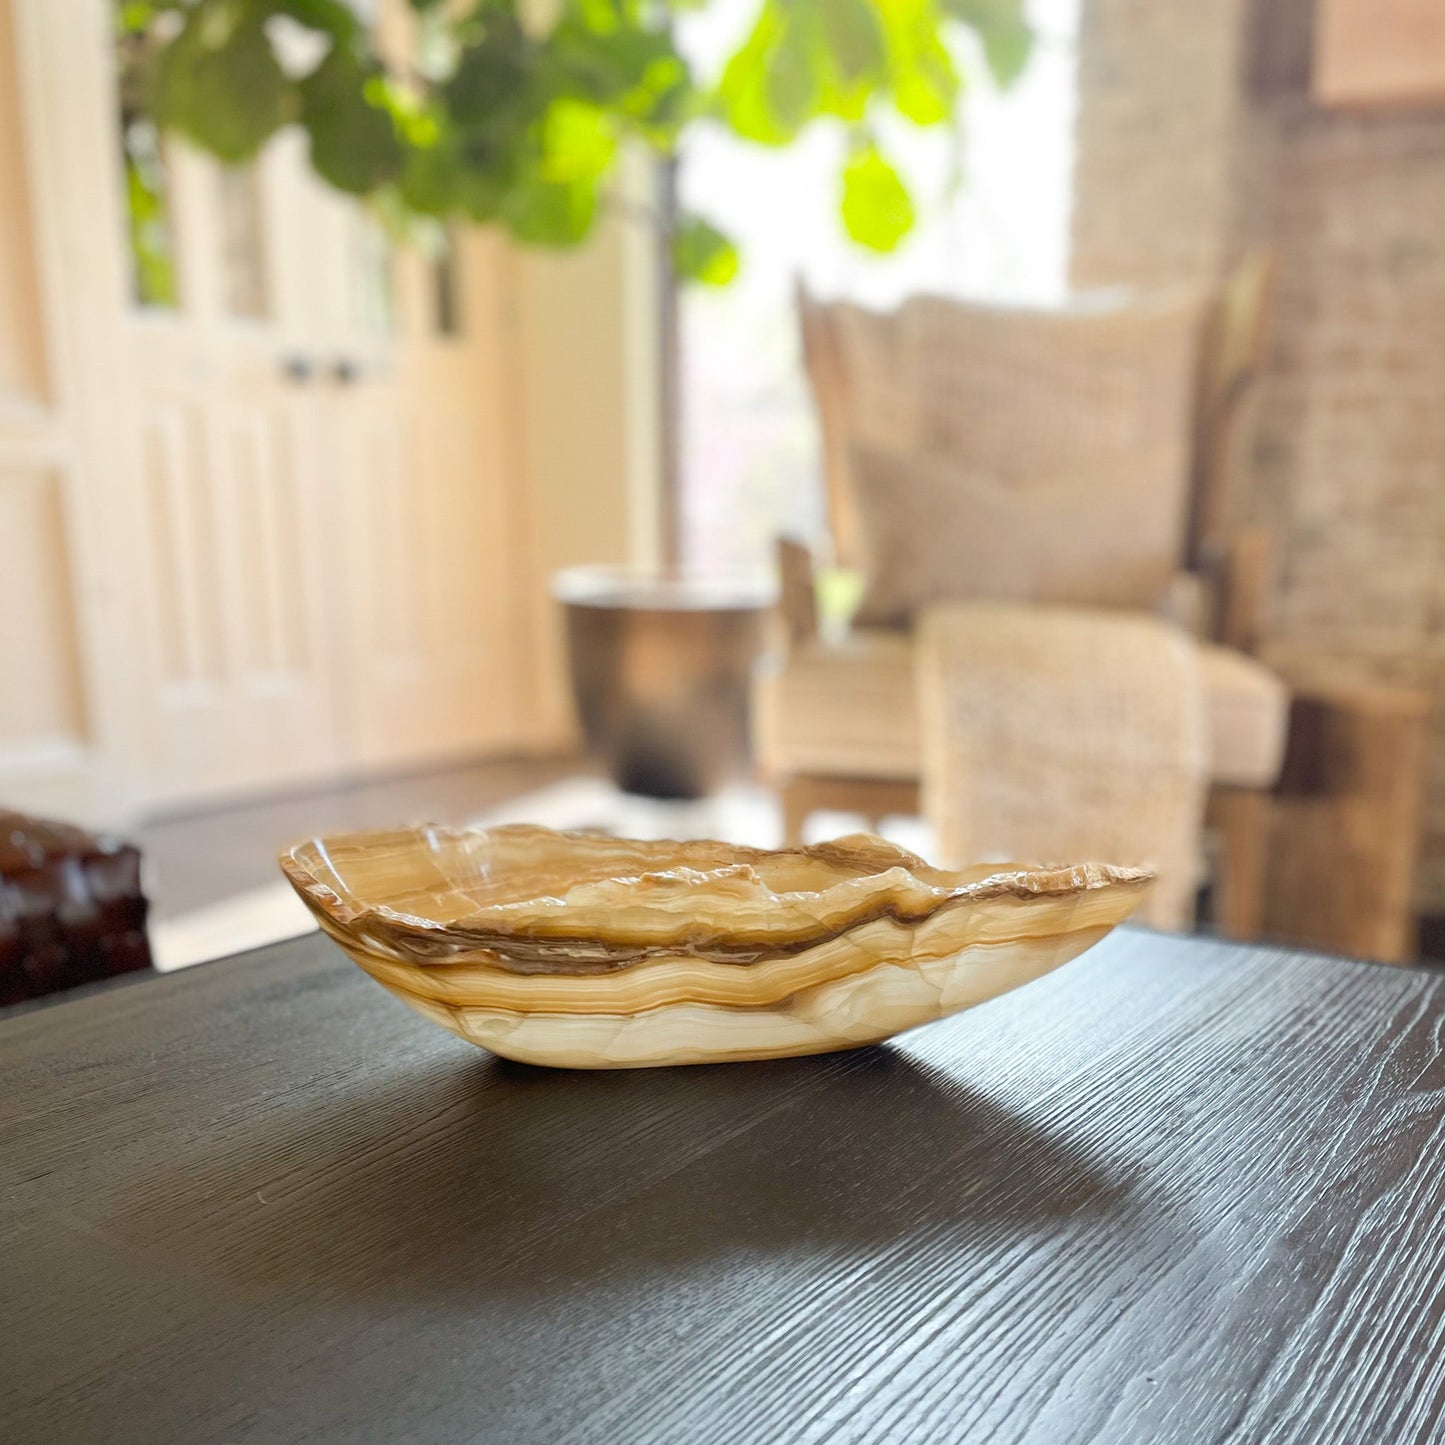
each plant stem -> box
[657,151,683,570]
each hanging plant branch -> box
[119,0,1033,281]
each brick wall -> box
[1073,0,1445,909]
[1250,107,1445,908]
[1071,0,1250,290]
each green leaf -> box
[443,25,531,126]
[940,0,1034,87]
[453,169,508,223]
[401,128,511,221]
[622,55,693,137]
[299,44,403,194]
[575,0,625,36]
[818,0,886,84]
[538,98,616,184]
[716,3,793,145]
[272,0,360,42]
[396,131,460,215]
[150,8,293,163]
[117,2,171,40]
[132,0,988,274]
[892,35,958,124]
[673,215,740,286]
[502,173,599,245]
[763,20,817,135]
[502,97,615,243]
[543,16,692,143]
[940,0,1025,29]
[869,0,959,126]
[840,142,915,251]
[982,18,1033,87]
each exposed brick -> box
[1074,0,1445,910]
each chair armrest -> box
[1158,571,1209,637]
[775,536,819,650]
[1194,525,1275,654]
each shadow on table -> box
[139,1041,1146,1306]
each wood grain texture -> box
[5,931,1445,1443]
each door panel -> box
[0,464,86,749]
[141,401,224,691]
[224,410,309,676]
[326,210,522,769]
[111,111,344,805]
[4,0,529,820]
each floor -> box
[135,753,582,920]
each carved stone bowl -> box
[279,824,1152,1069]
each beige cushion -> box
[805,288,1205,574]
[754,631,920,782]
[754,629,1288,791]
[902,290,1205,472]
[1198,643,1291,789]
[851,443,1188,628]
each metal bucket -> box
[553,567,774,800]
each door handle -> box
[281,355,316,383]
[332,357,361,385]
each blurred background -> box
[3,0,1443,996]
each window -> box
[432,231,463,338]
[676,0,1081,573]
[216,165,270,320]
[118,112,179,310]
[115,4,180,310]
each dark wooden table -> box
[5,929,1445,1444]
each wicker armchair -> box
[918,605,1209,931]
[756,259,1289,937]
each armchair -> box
[756,260,1289,936]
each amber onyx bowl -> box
[279,824,1152,1069]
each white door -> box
[116,132,344,807]
[6,0,529,816]
[320,206,524,771]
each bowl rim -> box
[550,564,775,612]
[279,823,1155,975]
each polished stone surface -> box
[281,824,1151,1067]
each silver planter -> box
[554,567,773,800]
